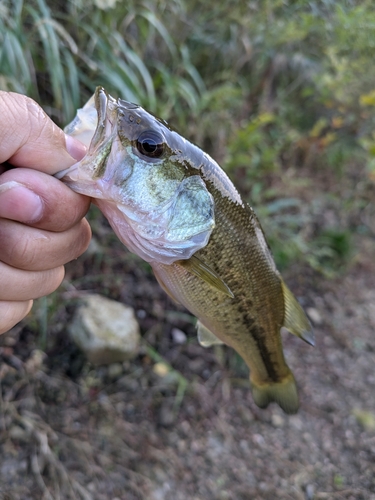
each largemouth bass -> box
[58,87,313,414]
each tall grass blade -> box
[139,9,177,58]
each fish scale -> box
[153,184,290,384]
[58,86,314,414]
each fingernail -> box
[0,181,44,223]
[65,134,87,161]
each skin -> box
[60,88,313,413]
[0,91,91,335]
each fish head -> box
[57,87,215,264]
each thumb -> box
[0,91,86,175]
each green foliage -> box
[1,0,373,275]
[310,229,352,275]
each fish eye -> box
[136,130,165,158]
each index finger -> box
[0,168,91,231]
[0,91,86,174]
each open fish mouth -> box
[56,87,115,183]
[57,87,145,186]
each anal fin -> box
[281,279,314,346]
[197,320,224,347]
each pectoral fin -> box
[177,256,234,298]
[281,279,314,346]
[197,320,224,347]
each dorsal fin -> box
[281,279,314,346]
[197,320,224,347]
[177,255,234,298]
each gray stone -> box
[271,413,285,427]
[171,327,187,344]
[69,294,140,365]
[306,306,323,325]
[158,405,176,427]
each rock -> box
[271,413,285,427]
[171,327,187,344]
[69,294,141,365]
[158,404,176,426]
[306,307,323,325]
[24,349,46,374]
[306,484,315,500]
[153,362,170,377]
[107,362,124,379]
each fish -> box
[57,86,314,414]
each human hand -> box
[0,91,92,334]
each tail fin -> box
[250,372,299,414]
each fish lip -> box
[56,87,116,183]
[91,86,119,149]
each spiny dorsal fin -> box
[281,279,314,346]
[177,255,234,298]
[197,320,224,347]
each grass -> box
[1,4,375,497]
[1,0,374,310]
[1,0,374,314]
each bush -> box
[2,0,373,274]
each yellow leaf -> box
[310,118,328,138]
[331,116,344,129]
[320,132,336,147]
[360,90,375,106]
[353,409,375,431]
[153,362,170,377]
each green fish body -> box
[58,87,313,414]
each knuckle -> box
[13,232,46,270]
[25,98,51,143]
[0,92,54,159]
[41,188,90,233]
[0,220,50,271]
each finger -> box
[0,300,33,335]
[0,262,65,301]
[0,168,91,231]
[0,91,86,173]
[0,218,91,271]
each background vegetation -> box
[1,0,374,274]
[1,1,375,498]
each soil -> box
[0,177,375,500]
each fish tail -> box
[250,372,299,414]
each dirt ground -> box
[1,185,375,499]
